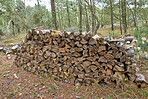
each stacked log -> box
[14,28,147,88]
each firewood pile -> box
[14,28,147,88]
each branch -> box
[113,13,120,20]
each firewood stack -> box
[14,28,147,88]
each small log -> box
[98,56,107,63]
[88,65,97,72]
[82,60,91,68]
[98,45,106,53]
[106,69,113,75]
[104,54,114,60]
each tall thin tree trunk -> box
[90,0,95,35]
[37,0,40,8]
[134,0,137,28]
[12,21,15,35]
[110,0,114,30]
[57,7,61,29]
[78,0,82,33]
[84,4,90,32]
[124,0,127,33]
[51,0,58,30]
[122,0,127,34]
[60,5,63,29]
[119,0,122,34]
[66,0,71,27]
[93,0,96,27]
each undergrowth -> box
[133,26,148,51]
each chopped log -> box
[78,72,85,78]
[104,54,114,60]
[113,65,124,72]
[80,38,88,44]
[82,61,91,68]
[88,65,97,72]
[107,64,113,69]
[98,56,107,63]
[106,69,113,75]
[98,45,106,53]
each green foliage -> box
[3,39,14,43]
[74,87,78,91]
[134,26,148,51]
[53,83,58,88]
[6,74,9,77]
[48,87,52,91]
[40,82,45,85]
[7,90,14,99]
[143,90,148,97]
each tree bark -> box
[78,0,82,33]
[90,0,95,35]
[12,20,15,35]
[110,0,114,31]
[84,4,90,32]
[119,0,122,34]
[66,0,71,27]
[51,0,58,30]
[7,18,15,34]
[121,0,127,34]
[134,0,137,28]
[37,0,40,8]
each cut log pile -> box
[14,28,147,88]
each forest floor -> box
[0,28,148,99]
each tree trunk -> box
[95,22,100,34]
[121,0,127,34]
[51,0,58,30]
[110,0,114,31]
[7,18,15,34]
[66,0,71,27]
[78,0,82,33]
[119,0,122,34]
[12,20,15,35]
[134,0,137,28]
[57,7,61,29]
[37,0,40,8]
[90,0,95,35]
[84,4,90,32]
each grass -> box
[7,90,14,99]
[53,83,58,88]
[97,27,132,37]
[143,90,148,97]
[48,87,52,91]
[15,70,20,74]
[40,82,45,85]
[74,87,78,91]
[68,90,72,94]
[2,33,26,44]
[133,27,148,51]
[6,74,9,77]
